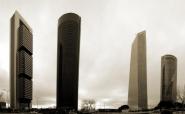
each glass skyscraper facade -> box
[10,11,33,109]
[57,13,81,110]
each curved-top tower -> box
[161,54,177,103]
[57,13,81,110]
[128,31,148,110]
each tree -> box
[177,85,185,107]
[0,92,5,102]
[118,105,129,112]
[81,99,96,112]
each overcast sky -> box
[0,0,185,109]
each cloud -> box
[0,69,8,90]
[1,0,185,109]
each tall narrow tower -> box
[57,13,81,110]
[10,11,33,109]
[161,55,177,103]
[128,31,148,110]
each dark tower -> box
[161,55,177,103]
[57,13,81,110]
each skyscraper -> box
[128,31,148,110]
[57,13,81,110]
[10,11,33,109]
[161,55,177,103]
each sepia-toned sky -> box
[0,0,185,109]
